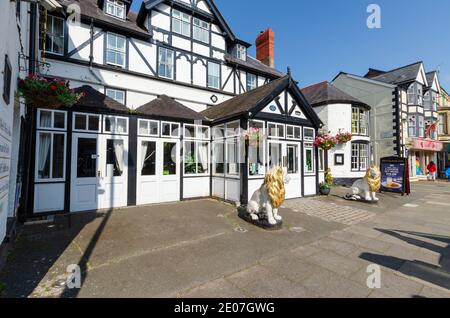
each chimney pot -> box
[256,28,275,68]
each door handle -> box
[97,171,102,178]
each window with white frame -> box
[106,88,126,105]
[286,125,302,140]
[172,9,190,37]
[235,44,246,61]
[408,115,416,137]
[303,127,315,141]
[105,0,126,19]
[351,107,368,135]
[161,121,180,138]
[184,124,210,140]
[138,119,159,136]
[184,140,209,175]
[268,122,285,139]
[351,142,369,171]
[225,121,240,137]
[193,17,209,44]
[407,84,416,105]
[104,116,128,134]
[106,33,126,67]
[158,47,174,79]
[37,109,67,130]
[247,73,257,91]
[418,115,424,137]
[304,144,314,174]
[423,91,431,110]
[43,15,64,55]
[36,132,66,181]
[213,140,225,175]
[226,137,240,176]
[248,120,265,177]
[207,62,220,89]
[439,113,447,135]
[73,113,100,132]
[318,148,325,172]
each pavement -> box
[0,181,450,298]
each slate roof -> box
[426,71,437,88]
[73,85,129,113]
[201,76,323,127]
[369,62,423,85]
[201,76,288,122]
[224,54,284,78]
[136,95,205,121]
[57,0,149,38]
[301,81,370,109]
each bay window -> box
[439,114,447,134]
[408,115,417,137]
[418,116,424,138]
[351,142,369,171]
[158,47,174,79]
[193,17,209,44]
[106,33,126,67]
[352,107,368,136]
[208,62,220,89]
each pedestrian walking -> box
[427,161,437,181]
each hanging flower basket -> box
[313,134,337,150]
[18,75,84,109]
[242,127,265,147]
[335,130,352,145]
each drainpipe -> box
[18,1,38,222]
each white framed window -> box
[351,143,369,171]
[35,131,66,182]
[172,9,191,37]
[268,122,285,139]
[37,109,67,131]
[407,84,416,105]
[418,115,424,138]
[161,121,180,138]
[212,140,225,176]
[103,116,128,135]
[138,119,159,136]
[212,124,225,140]
[184,124,210,140]
[351,107,368,135]
[43,15,64,55]
[318,148,325,172]
[73,113,101,132]
[158,47,174,79]
[235,44,246,61]
[105,88,126,105]
[303,127,315,141]
[408,115,416,137]
[225,121,241,138]
[286,125,302,140]
[184,141,209,175]
[304,144,315,174]
[439,113,447,134]
[193,17,209,44]
[105,0,126,19]
[106,33,126,67]
[207,62,220,89]
[247,73,257,91]
[226,137,240,177]
[248,120,266,177]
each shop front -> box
[406,138,443,180]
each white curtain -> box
[113,140,124,175]
[141,141,149,172]
[38,133,51,178]
[198,142,209,173]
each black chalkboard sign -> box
[380,157,410,196]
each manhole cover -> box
[290,227,305,233]
[234,226,248,233]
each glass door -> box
[285,142,302,199]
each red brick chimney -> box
[256,28,275,68]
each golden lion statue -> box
[247,167,288,225]
[347,166,381,202]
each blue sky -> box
[131,0,450,89]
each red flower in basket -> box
[50,85,57,91]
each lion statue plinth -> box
[346,166,381,203]
[240,167,288,229]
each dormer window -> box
[235,44,246,61]
[105,0,126,19]
[193,17,209,44]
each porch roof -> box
[73,85,129,113]
[136,95,206,121]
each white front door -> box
[137,138,180,205]
[71,133,101,212]
[71,134,128,212]
[268,140,302,199]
